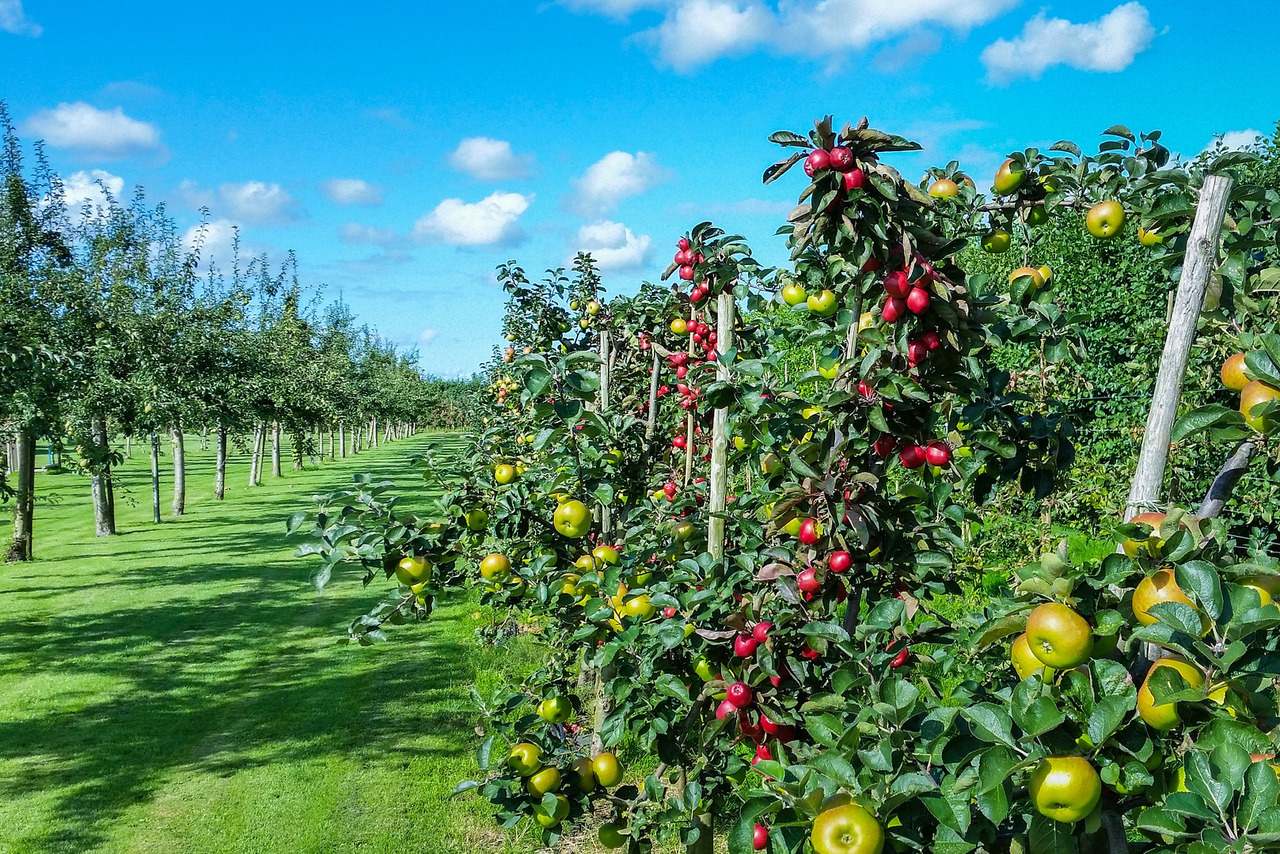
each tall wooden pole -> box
[1124,174,1233,519]
[707,289,735,561]
[646,348,661,439]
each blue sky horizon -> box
[2,0,1276,377]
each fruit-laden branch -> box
[1195,439,1258,520]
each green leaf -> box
[1086,696,1131,746]
[1011,680,1066,737]
[1176,561,1223,621]
[1136,806,1188,837]
[1185,751,1233,815]
[1028,813,1076,854]
[1171,404,1244,441]
[1242,758,1280,833]
[727,799,773,854]
[962,704,1017,748]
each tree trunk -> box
[150,434,161,524]
[124,433,131,459]
[339,423,347,458]
[371,416,379,448]
[687,810,714,854]
[91,417,116,536]
[6,427,36,561]
[171,426,186,516]
[292,429,304,471]
[249,422,263,487]
[214,425,227,500]
[271,422,282,478]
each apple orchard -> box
[293,116,1280,854]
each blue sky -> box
[2,0,1276,377]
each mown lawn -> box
[0,433,549,854]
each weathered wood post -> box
[707,286,735,561]
[1124,174,1233,518]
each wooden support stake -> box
[1196,440,1258,520]
[708,289,735,561]
[646,347,661,439]
[1124,174,1233,519]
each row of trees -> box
[294,115,1280,853]
[0,103,475,560]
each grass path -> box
[0,433,545,854]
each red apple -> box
[925,441,951,466]
[906,287,930,314]
[798,518,821,545]
[674,249,692,265]
[797,567,821,593]
[663,606,678,619]
[890,646,910,667]
[922,330,941,350]
[907,339,929,366]
[734,633,759,657]
[715,699,737,720]
[679,264,694,281]
[873,435,898,458]
[677,237,690,251]
[883,270,910,298]
[882,296,907,323]
[753,743,772,763]
[726,681,754,708]
[899,444,927,468]
[752,621,772,643]
[754,824,769,850]
[803,149,831,176]
[829,146,854,171]
[800,644,821,661]
[828,550,852,573]
[843,168,865,190]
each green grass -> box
[0,433,549,854]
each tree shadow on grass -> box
[0,585,496,854]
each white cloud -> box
[448,137,534,181]
[412,191,532,246]
[180,180,302,225]
[568,151,668,217]
[321,178,384,206]
[575,220,652,272]
[340,222,398,245]
[419,328,439,344]
[24,102,160,159]
[1205,129,1263,153]
[61,169,125,213]
[980,2,1156,84]
[220,181,301,225]
[0,0,41,36]
[566,0,1019,71]
[642,1,774,71]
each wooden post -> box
[683,309,697,486]
[646,348,661,439]
[598,329,612,537]
[1124,174,1233,519]
[1197,440,1258,520]
[591,327,615,755]
[707,289,735,561]
[151,434,162,523]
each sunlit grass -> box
[0,433,548,854]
